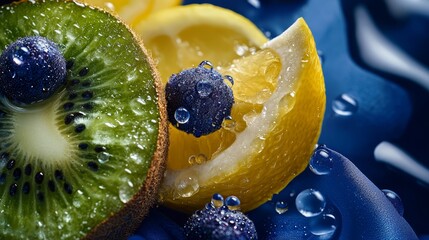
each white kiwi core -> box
[12,100,74,168]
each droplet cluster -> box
[184,193,257,240]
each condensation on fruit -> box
[173,174,200,199]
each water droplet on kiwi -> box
[119,186,133,203]
[129,97,147,116]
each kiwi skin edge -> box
[2,1,169,239]
[82,6,169,240]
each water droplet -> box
[198,60,213,70]
[222,116,236,130]
[317,50,324,64]
[309,148,333,175]
[119,186,133,203]
[196,79,213,98]
[332,94,358,116]
[295,189,326,217]
[97,152,111,164]
[211,193,224,208]
[382,189,404,216]
[174,107,190,124]
[224,75,234,87]
[309,214,337,237]
[275,201,288,214]
[188,154,207,165]
[174,176,199,198]
[225,196,241,211]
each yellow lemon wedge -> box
[82,0,181,26]
[138,4,325,212]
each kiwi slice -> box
[0,1,167,239]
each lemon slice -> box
[138,5,325,212]
[82,0,181,26]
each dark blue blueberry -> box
[184,203,257,240]
[0,36,67,105]
[165,61,234,137]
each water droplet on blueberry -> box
[225,195,241,211]
[0,36,67,106]
[174,107,190,124]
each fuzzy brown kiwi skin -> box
[81,6,169,240]
[3,0,169,239]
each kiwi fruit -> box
[0,0,168,239]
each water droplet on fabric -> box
[382,189,404,216]
[332,94,358,116]
[309,148,333,175]
[295,189,326,217]
[309,214,337,237]
[275,201,289,214]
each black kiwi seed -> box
[9,183,18,196]
[79,67,89,76]
[94,145,106,153]
[78,143,89,150]
[81,90,93,99]
[63,102,74,111]
[22,182,30,194]
[87,161,98,172]
[24,164,32,176]
[35,172,44,184]
[75,124,86,133]
[64,182,73,194]
[64,112,86,125]
[6,159,15,170]
[54,170,64,181]
[13,168,21,181]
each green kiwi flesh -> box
[0,1,167,239]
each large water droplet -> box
[309,214,337,237]
[225,195,241,211]
[296,189,326,217]
[196,79,213,98]
[275,201,289,214]
[310,148,333,175]
[211,193,224,208]
[332,94,358,116]
[382,189,404,216]
[174,107,190,124]
[174,176,199,198]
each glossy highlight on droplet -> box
[332,93,358,116]
[309,148,333,175]
[211,193,224,208]
[295,188,326,217]
[309,213,337,237]
[275,201,288,214]
[382,189,404,216]
[225,195,241,211]
[174,107,190,124]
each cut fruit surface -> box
[0,1,167,239]
[138,4,325,213]
[83,0,182,27]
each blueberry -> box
[0,36,67,105]
[184,194,257,240]
[165,61,234,137]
